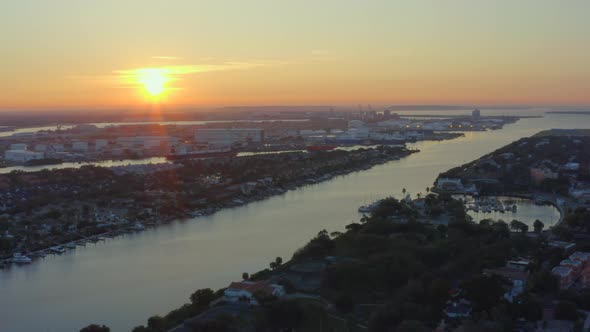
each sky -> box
[1,0,589,110]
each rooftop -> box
[226,280,278,295]
[551,266,573,277]
[570,251,590,261]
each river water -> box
[1,112,589,331]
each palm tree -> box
[533,219,544,233]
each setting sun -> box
[136,68,168,97]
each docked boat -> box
[134,223,145,231]
[64,243,77,249]
[166,148,237,161]
[12,253,32,264]
[50,246,66,254]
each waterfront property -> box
[223,280,286,305]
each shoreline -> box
[0,147,419,269]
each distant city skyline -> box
[2,0,590,109]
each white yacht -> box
[12,253,32,264]
[50,246,66,254]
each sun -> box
[136,68,169,97]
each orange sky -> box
[2,0,590,109]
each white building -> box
[336,127,370,142]
[49,143,65,152]
[95,139,108,150]
[34,144,48,152]
[4,150,44,162]
[377,119,411,128]
[9,143,27,151]
[194,128,263,147]
[348,120,367,128]
[116,136,181,149]
[299,129,327,137]
[223,280,285,306]
[72,141,89,152]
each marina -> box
[463,196,561,228]
[0,225,148,268]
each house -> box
[569,251,590,266]
[436,178,464,192]
[548,241,576,253]
[484,266,529,283]
[551,266,575,289]
[506,260,530,271]
[579,267,590,288]
[445,299,472,318]
[223,280,286,305]
[530,167,559,185]
[484,266,529,303]
[504,279,525,303]
[560,259,583,275]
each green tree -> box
[334,294,355,313]
[185,319,235,332]
[396,320,430,332]
[268,300,303,329]
[80,324,110,332]
[45,209,62,219]
[510,220,528,233]
[147,316,165,330]
[518,295,543,321]
[555,300,578,321]
[82,204,91,217]
[533,219,544,233]
[190,288,216,307]
[428,277,451,305]
[527,269,559,293]
[253,290,277,306]
[462,275,504,311]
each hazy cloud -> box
[112,61,283,88]
[152,56,183,60]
